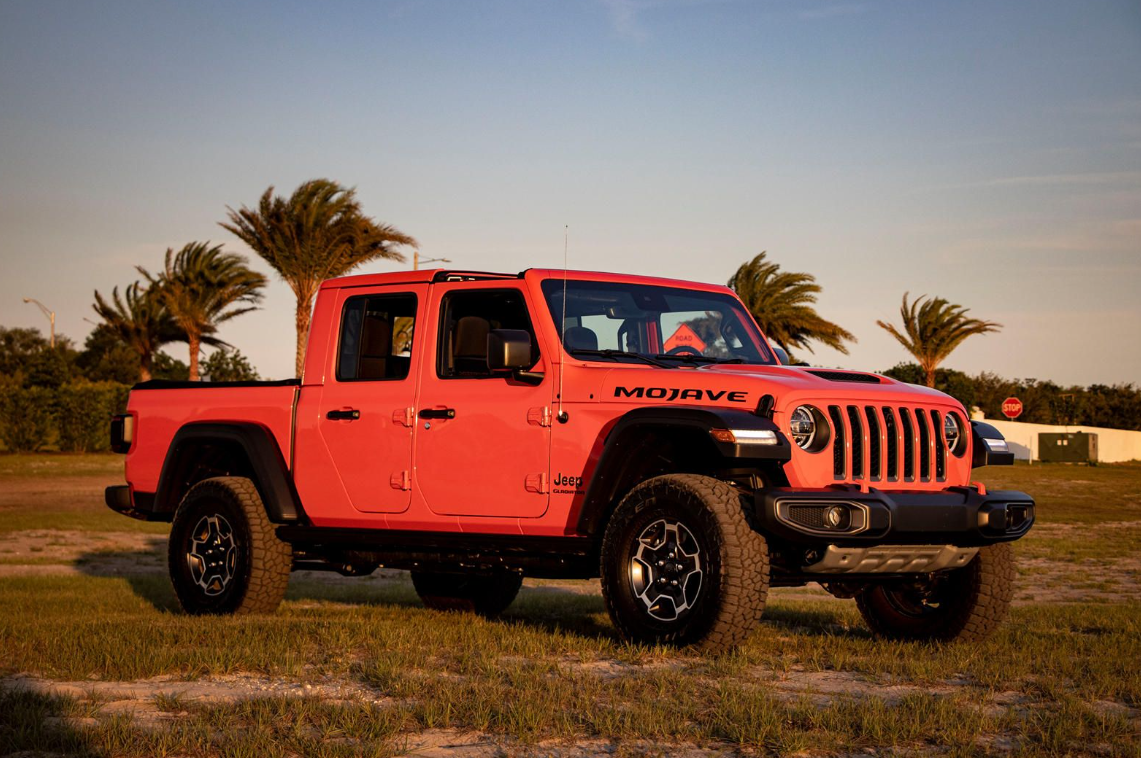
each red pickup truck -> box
[106,268,1032,651]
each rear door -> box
[413,282,553,518]
[317,284,426,513]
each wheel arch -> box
[154,422,305,523]
[575,406,791,538]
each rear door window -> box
[336,293,417,381]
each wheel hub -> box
[629,518,703,622]
[186,514,237,596]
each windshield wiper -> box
[653,354,747,365]
[569,349,672,368]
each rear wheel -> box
[411,571,523,618]
[600,474,769,653]
[168,477,291,615]
[856,543,1015,642]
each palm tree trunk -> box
[139,353,152,383]
[295,297,314,378]
[188,333,201,381]
[924,362,937,388]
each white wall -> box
[970,411,1141,463]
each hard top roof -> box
[321,268,734,294]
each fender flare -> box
[574,405,791,537]
[154,422,305,523]
[970,420,1015,467]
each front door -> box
[414,283,552,518]
[318,285,425,513]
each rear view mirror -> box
[488,329,532,371]
[772,346,790,365]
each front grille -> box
[847,406,864,479]
[932,410,946,480]
[826,404,947,484]
[865,406,881,481]
[829,405,846,480]
[882,407,898,482]
[916,410,931,482]
[900,408,915,480]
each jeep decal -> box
[613,386,749,403]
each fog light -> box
[825,505,848,529]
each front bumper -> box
[757,484,1034,547]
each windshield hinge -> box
[528,406,553,427]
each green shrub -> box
[56,382,129,453]
[0,386,56,453]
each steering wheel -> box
[667,346,703,357]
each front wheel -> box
[600,474,769,653]
[856,543,1015,642]
[168,477,292,615]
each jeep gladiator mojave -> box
[105,268,1033,652]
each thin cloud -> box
[599,0,651,40]
[596,0,741,40]
[916,171,1141,193]
[798,3,869,21]
[984,171,1141,188]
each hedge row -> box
[0,382,131,453]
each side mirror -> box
[772,346,790,365]
[488,329,532,372]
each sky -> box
[1,0,1138,385]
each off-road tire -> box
[168,477,292,615]
[411,571,523,618]
[600,474,769,653]
[856,543,1015,642]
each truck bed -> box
[124,382,300,495]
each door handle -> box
[326,409,361,421]
[418,408,456,420]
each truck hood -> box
[594,363,960,412]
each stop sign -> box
[1002,397,1023,419]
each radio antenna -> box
[556,225,569,423]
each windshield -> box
[540,279,775,365]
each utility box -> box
[1038,432,1099,464]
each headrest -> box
[564,326,598,352]
[455,316,490,358]
[361,314,392,357]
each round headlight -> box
[943,413,961,452]
[790,406,816,449]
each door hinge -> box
[392,407,415,427]
[524,472,549,494]
[527,406,552,427]
[390,471,411,491]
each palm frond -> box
[220,178,417,376]
[876,293,1001,386]
[729,252,856,355]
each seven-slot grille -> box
[827,405,949,483]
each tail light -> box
[110,414,134,453]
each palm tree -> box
[728,252,856,357]
[92,282,184,382]
[139,242,267,380]
[877,293,1001,387]
[220,179,416,377]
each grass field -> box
[0,455,1138,756]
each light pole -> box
[412,251,451,270]
[22,297,55,348]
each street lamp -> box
[22,297,55,348]
[412,251,452,270]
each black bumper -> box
[757,485,1034,547]
[104,486,169,522]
